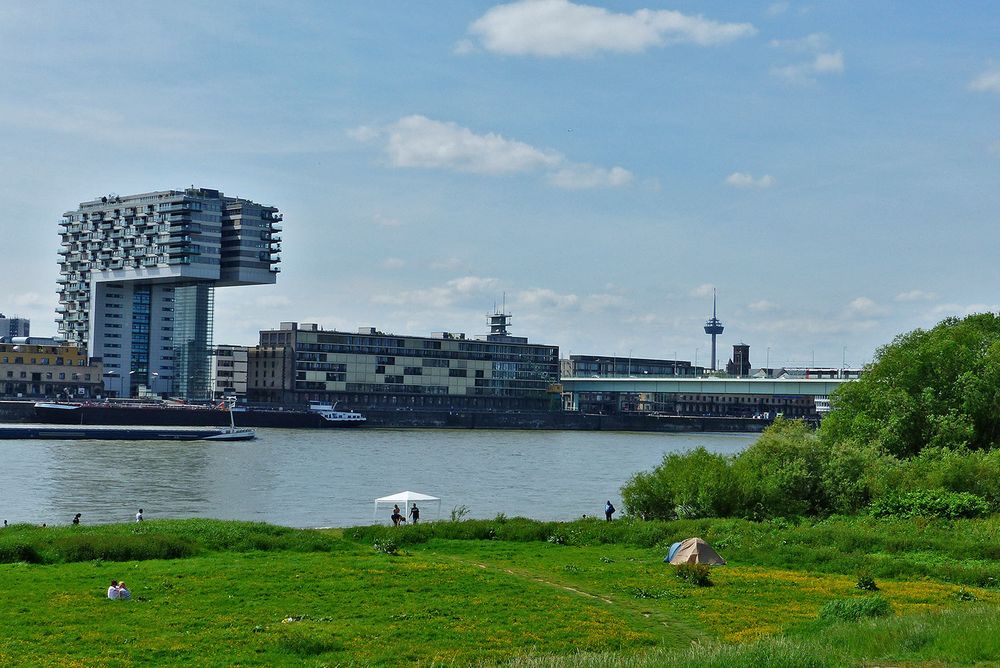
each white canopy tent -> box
[374,490,442,522]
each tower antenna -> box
[703,288,724,371]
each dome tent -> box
[665,537,726,565]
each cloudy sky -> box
[2,1,998,369]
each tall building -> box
[57,188,281,398]
[0,313,29,340]
[248,315,560,410]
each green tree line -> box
[622,313,1000,520]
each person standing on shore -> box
[605,500,616,521]
[72,513,81,525]
[409,503,420,524]
[135,508,143,522]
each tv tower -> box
[703,289,724,371]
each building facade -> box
[210,344,249,399]
[567,355,705,377]
[248,317,560,410]
[57,188,281,398]
[0,313,29,340]
[726,343,751,377]
[0,340,103,399]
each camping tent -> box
[374,491,442,522]
[665,537,726,565]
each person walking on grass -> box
[409,503,420,524]
[605,500,616,522]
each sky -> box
[1,1,998,369]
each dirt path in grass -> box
[436,553,702,646]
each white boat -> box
[308,402,367,426]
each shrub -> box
[372,538,398,555]
[732,418,827,518]
[0,542,43,564]
[450,505,470,522]
[855,570,879,591]
[869,489,990,519]
[819,595,892,622]
[622,447,737,521]
[674,562,713,587]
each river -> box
[0,428,757,528]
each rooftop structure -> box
[57,188,281,398]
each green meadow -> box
[0,517,997,667]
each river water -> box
[0,429,757,528]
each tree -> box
[822,313,1000,457]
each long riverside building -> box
[57,188,281,398]
[249,316,561,411]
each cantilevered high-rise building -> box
[57,188,281,398]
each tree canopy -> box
[822,313,1000,457]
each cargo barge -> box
[0,423,255,441]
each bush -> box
[855,570,878,591]
[869,489,991,520]
[622,448,737,521]
[372,538,398,555]
[674,563,713,587]
[819,595,892,622]
[0,542,43,564]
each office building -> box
[57,188,281,398]
[0,313,29,340]
[210,344,249,399]
[0,339,103,399]
[248,314,560,410]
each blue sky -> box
[1,1,998,369]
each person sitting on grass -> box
[107,580,120,600]
[116,582,131,600]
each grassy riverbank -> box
[0,517,997,666]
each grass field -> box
[0,518,997,666]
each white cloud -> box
[11,292,46,308]
[373,276,501,308]
[382,258,405,269]
[691,283,716,298]
[969,68,1000,93]
[772,51,844,83]
[845,296,884,317]
[372,212,402,228]
[894,290,936,302]
[515,287,580,310]
[768,33,828,51]
[254,295,292,308]
[547,164,633,189]
[465,0,756,57]
[725,172,775,189]
[429,257,466,271]
[352,114,632,189]
[767,2,790,16]
[924,303,1000,320]
[747,299,778,312]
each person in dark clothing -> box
[391,504,403,526]
[72,513,81,525]
[409,504,420,524]
[604,500,615,521]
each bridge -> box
[561,376,849,396]
[559,376,851,415]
